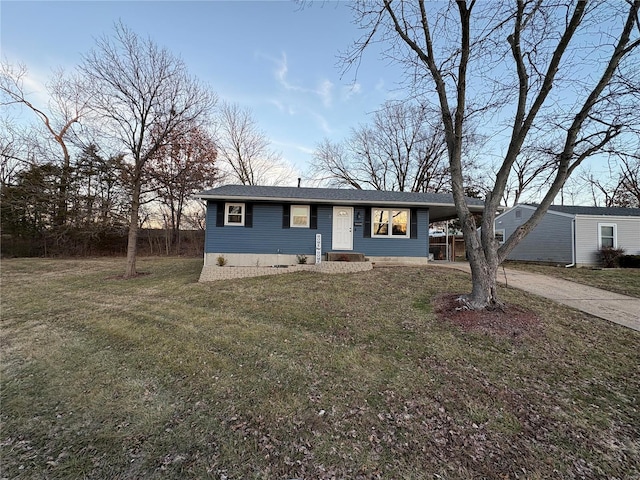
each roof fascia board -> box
[574,214,640,221]
[544,209,576,219]
[496,204,576,220]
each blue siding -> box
[353,207,429,257]
[206,202,429,258]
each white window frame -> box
[598,222,617,249]
[224,202,245,226]
[290,205,310,228]
[495,229,506,244]
[371,208,410,238]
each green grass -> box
[2,257,639,479]
[505,261,640,298]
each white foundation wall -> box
[204,253,430,268]
[367,256,429,266]
[199,259,373,282]
[204,252,310,267]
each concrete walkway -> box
[431,262,640,332]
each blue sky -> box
[2,1,404,185]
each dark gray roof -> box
[198,184,483,205]
[196,185,485,222]
[546,205,640,217]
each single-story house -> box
[196,185,485,267]
[494,204,640,266]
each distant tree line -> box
[3,11,638,283]
[1,23,287,271]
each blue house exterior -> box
[196,185,484,267]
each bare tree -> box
[313,100,451,192]
[0,118,24,187]
[347,1,640,309]
[148,126,219,252]
[583,153,640,207]
[498,148,557,206]
[216,101,294,186]
[1,62,89,225]
[79,22,216,278]
[615,154,640,207]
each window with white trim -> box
[372,208,409,238]
[224,203,245,226]
[495,229,505,244]
[598,223,617,249]
[291,205,310,228]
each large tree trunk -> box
[464,250,500,310]
[454,200,502,309]
[124,178,142,278]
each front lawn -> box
[504,261,640,298]
[2,257,638,479]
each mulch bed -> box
[434,293,543,340]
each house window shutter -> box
[410,208,418,239]
[244,203,253,228]
[363,208,371,238]
[310,205,318,229]
[216,202,224,227]
[282,204,290,229]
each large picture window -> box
[598,223,617,249]
[372,208,409,238]
[224,203,245,226]
[290,205,310,228]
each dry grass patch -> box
[1,258,639,479]
[505,261,640,298]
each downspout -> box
[565,217,576,268]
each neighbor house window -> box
[224,203,245,226]
[598,223,617,249]
[290,205,310,228]
[371,208,409,238]
[495,229,505,244]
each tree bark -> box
[124,176,141,279]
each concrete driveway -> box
[432,262,640,332]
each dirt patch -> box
[434,293,543,340]
[105,271,152,280]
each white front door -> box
[332,206,353,250]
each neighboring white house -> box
[495,204,640,266]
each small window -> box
[598,223,616,249]
[290,205,310,228]
[224,203,245,226]
[371,208,409,238]
[495,229,505,244]
[515,209,522,219]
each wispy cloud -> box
[309,110,332,135]
[268,98,296,116]
[272,139,315,156]
[341,82,361,101]
[317,79,333,107]
[264,51,335,108]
